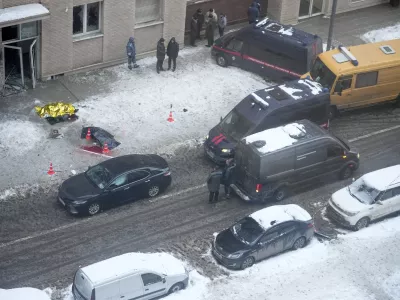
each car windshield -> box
[85,165,112,189]
[230,217,264,245]
[310,57,336,90]
[220,108,255,141]
[348,178,380,205]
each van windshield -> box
[74,270,93,300]
[220,109,255,141]
[310,57,336,90]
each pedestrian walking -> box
[193,8,205,39]
[156,38,166,74]
[205,15,215,47]
[190,16,198,47]
[218,13,227,37]
[126,37,138,70]
[167,37,179,72]
[222,158,236,199]
[247,2,259,24]
[207,167,223,203]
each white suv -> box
[327,165,400,231]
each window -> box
[379,190,393,201]
[310,58,336,90]
[260,230,278,243]
[334,76,352,93]
[392,187,400,197]
[355,71,378,88]
[135,0,162,24]
[327,144,343,158]
[73,2,101,35]
[128,170,149,182]
[226,39,243,52]
[279,224,297,234]
[110,174,128,187]
[141,273,162,286]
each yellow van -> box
[302,39,400,117]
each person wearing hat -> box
[167,37,179,72]
[205,14,215,47]
[193,8,204,39]
[190,15,198,47]
[156,37,166,74]
[126,37,138,70]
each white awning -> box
[0,3,50,28]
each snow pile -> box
[279,84,302,100]
[382,271,400,300]
[298,79,322,95]
[0,120,45,157]
[0,184,40,202]
[0,287,50,300]
[361,23,400,43]
[0,4,49,24]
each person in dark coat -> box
[207,167,222,203]
[156,38,166,74]
[222,158,236,199]
[247,2,259,24]
[255,0,262,13]
[205,15,215,47]
[126,37,138,70]
[193,9,205,39]
[190,16,198,47]
[167,37,179,72]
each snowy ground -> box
[361,22,400,42]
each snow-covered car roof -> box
[362,165,400,191]
[0,287,50,300]
[249,204,312,230]
[81,252,186,285]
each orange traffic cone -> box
[86,128,91,140]
[47,163,55,175]
[167,111,174,122]
[102,143,110,154]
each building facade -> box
[0,0,186,90]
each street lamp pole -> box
[326,0,338,51]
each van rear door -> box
[73,269,94,300]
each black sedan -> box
[58,154,171,216]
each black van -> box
[211,18,323,81]
[204,79,330,165]
[231,120,360,203]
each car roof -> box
[81,252,185,285]
[249,204,312,230]
[100,154,168,175]
[362,165,400,191]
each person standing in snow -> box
[205,14,215,47]
[193,8,205,39]
[247,2,259,24]
[190,16,198,47]
[207,167,222,203]
[167,37,179,72]
[255,0,262,13]
[218,13,227,37]
[222,158,236,199]
[126,37,138,70]
[156,38,166,74]
[205,8,218,24]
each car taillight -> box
[321,122,328,129]
[164,171,171,176]
[256,184,262,193]
[308,223,314,228]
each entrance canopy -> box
[0,3,50,28]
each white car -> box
[327,165,400,231]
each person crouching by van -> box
[126,37,138,70]
[218,13,227,37]
[222,158,236,199]
[207,167,222,203]
[205,15,215,47]
[247,2,259,24]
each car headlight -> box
[357,153,360,159]
[343,210,359,217]
[72,200,87,205]
[227,252,244,259]
[205,135,209,139]
[221,149,231,153]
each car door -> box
[224,38,244,67]
[140,273,167,300]
[126,169,152,199]
[254,228,282,261]
[99,173,133,208]
[275,222,299,251]
[294,141,327,183]
[324,141,347,174]
[119,274,144,300]
[330,75,353,109]
[371,188,400,219]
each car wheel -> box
[241,256,255,270]
[273,187,287,202]
[354,217,369,231]
[88,203,100,216]
[148,185,160,197]
[168,282,184,294]
[292,237,307,250]
[216,55,227,67]
[339,166,353,180]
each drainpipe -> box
[326,0,338,51]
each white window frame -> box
[135,0,163,25]
[73,2,102,37]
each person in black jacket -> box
[207,167,222,203]
[190,16,198,47]
[156,38,166,74]
[222,158,236,199]
[247,2,259,24]
[167,37,179,72]
[193,9,205,39]
[205,14,215,47]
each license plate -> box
[59,197,65,206]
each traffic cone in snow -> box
[86,128,91,140]
[102,143,110,154]
[47,163,55,175]
[167,111,174,122]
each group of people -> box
[190,8,227,48]
[207,159,236,203]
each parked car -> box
[58,154,171,216]
[211,17,322,81]
[212,204,314,270]
[72,252,189,300]
[327,165,400,231]
[204,79,330,165]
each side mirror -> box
[162,277,166,284]
[220,116,223,122]
[87,166,91,170]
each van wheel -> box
[168,282,184,294]
[273,187,287,202]
[216,55,227,67]
[339,166,353,180]
[329,106,338,120]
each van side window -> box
[226,39,243,52]
[355,71,378,88]
[327,144,343,158]
[141,273,163,286]
[334,76,352,93]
